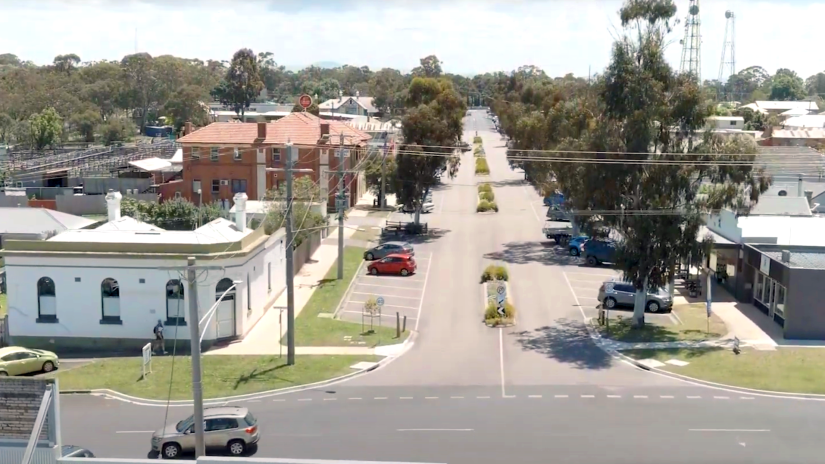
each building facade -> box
[1,192,287,353]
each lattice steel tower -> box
[679,0,702,83]
[718,10,736,100]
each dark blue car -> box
[583,239,617,266]
[568,236,589,256]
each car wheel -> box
[569,247,580,256]
[400,269,409,276]
[227,439,246,456]
[553,236,561,245]
[0,372,8,377]
[370,267,379,275]
[42,361,55,373]
[647,301,661,313]
[604,297,617,309]
[366,252,374,260]
[546,234,552,240]
[586,256,597,266]
[161,442,181,459]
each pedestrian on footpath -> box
[153,320,167,355]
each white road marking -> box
[397,429,473,432]
[350,301,418,310]
[414,253,434,331]
[374,397,387,400]
[567,272,620,278]
[607,395,621,398]
[528,395,542,398]
[740,397,755,400]
[400,397,413,400]
[522,185,542,223]
[116,431,153,434]
[247,400,261,403]
[660,395,674,399]
[323,398,337,401]
[477,396,490,399]
[562,273,591,323]
[352,292,421,300]
[687,396,701,399]
[272,399,286,402]
[451,396,464,399]
[634,395,648,399]
[340,310,417,318]
[349,398,362,400]
[362,276,426,283]
[581,395,595,398]
[690,429,770,433]
[499,328,507,398]
[355,283,424,290]
[298,398,312,402]
[425,397,439,400]
[555,395,568,398]
[714,396,730,400]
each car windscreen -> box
[244,412,257,426]
[176,416,194,433]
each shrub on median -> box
[475,158,489,175]
[478,183,493,194]
[485,300,516,325]
[473,136,482,144]
[481,264,509,282]
[479,191,495,202]
[476,199,498,213]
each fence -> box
[293,230,324,275]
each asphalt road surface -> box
[58,110,825,464]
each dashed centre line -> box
[258,394,763,404]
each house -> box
[171,113,372,212]
[706,116,744,131]
[751,100,819,115]
[781,115,825,129]
[318,92,378,117]
[0,191,288,353]
[0,207,98,247]
[762,128,825,147]
[207,102,295,123]
[346,116,401,149]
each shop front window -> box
[775,284,786,317]
[755,273,764,303]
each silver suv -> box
[598,280,673,313]
[151,407,259,459]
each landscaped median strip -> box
[480,264,516,327]
[476,183,498,213]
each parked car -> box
[546,205,570,222]
[543,193,565,207]
[458,141,471,151]
[598,281,673,313]
[401,201,434,214]
[367,253,417,276]
[152,407,259,459]
[62,445,96,458]
[364,242,414,260]
[583,239,617,266]
[0,346,59,376]
[567,236,590,256]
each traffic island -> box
[477,183,498,213]
[480,264,516,327]
[621,347,825,395]
[475,157,490,176]
[593,303,727,343]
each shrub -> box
[477,199,495,212]
[473,146,483,155]
[473,136,482,144]
[475,158,489,175]
[478,184,493,194]
[485,301,516,324]
[479,191,495,202]
[481,264,509,282]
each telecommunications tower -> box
[717,11,737,101]
[679,0,702,83]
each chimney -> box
[356,90,360,98]
[805,190,814,207]
[257,122,266,139]
[184,121,193,136]
[339,90,342,102]
[781,249,791,263]
[105,190,122,222]
[321,121,330,136]
[233,192,248,232]
[798,174,804,197]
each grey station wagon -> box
[598,281,673,313]
[364,241,414,260]
[151,406,259,458]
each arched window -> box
[166,279,185,325]
[36,277,57,322]
[778,190,788,197]
[216,278,236,300]
[101,278,121,323]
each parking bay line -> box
[340,310,417,319]
[350,301,419,310]
[354,283,424,291]
[116,431,153,434]
[351,292,421,300]
[361,276,426,284]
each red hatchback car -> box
[367,254,417,276]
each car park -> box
[567,236,590,256]
[597,280,673,313]
[152,407,259,459]
[0,346,59,376]
[364,242,414,260]
[367,253,417,276]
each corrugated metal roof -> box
[749,196,812,216]
[771,129,825,139]
[782,115,825,128]
[761,250,825,269]
[755,100,819,111]
[780,108,812,116]
[739,216,825,246]
[128,157,174,172]
[0,208,97,235]
[318,96,378,113]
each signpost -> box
[376,297,385,307]
[496,283,506,316]
[298,94,312,110]
[141,343,152,380]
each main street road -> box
[58,110,825,463]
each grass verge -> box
[622,347,825,394]
[50,354,381,400]
[595,303,727,343]
[351,226,382,243]
[289,246,405,347]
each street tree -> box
[397,76,465,224]
[162,84,210,130]
[769,68,806,101]
[28,107,63,149]
[211,48,264,120]
[363,154,399,196]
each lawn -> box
[49,354,381,400]
[623,347,825,394]
[288,246,405,347]
[351,226,382,243]
[0,293,6,317]
[595,303,728,343]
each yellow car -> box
[0,346,59,376]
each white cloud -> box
[0,0,822,78]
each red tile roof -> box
[177,112,371,147]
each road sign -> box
[496,283,507,316]
[605,282,615,294]
[298,94,312,109]
[141,343,152,379]
[376,297,385,307]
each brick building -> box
[166,113,371,210]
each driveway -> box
[336,252,433,328]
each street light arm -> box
[199,283,239,328]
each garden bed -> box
[477,183,498,213]
[475,157,490,176]
[480,264,515,327]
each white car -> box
[401,201,434,214]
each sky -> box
[1,0,823,79]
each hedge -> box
[478,183,493,194]
[473,136,482,144]
[475,158,489,175]
[479,191,495,202]
[476,199,498,212]
[481,264,509,282]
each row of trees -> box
[486,0,770,328]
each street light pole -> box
[185,257,205,458]
[380,139,387,209]
[266,143,313,366]
[337,131,345,280]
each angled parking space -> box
[336,253,433,328]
